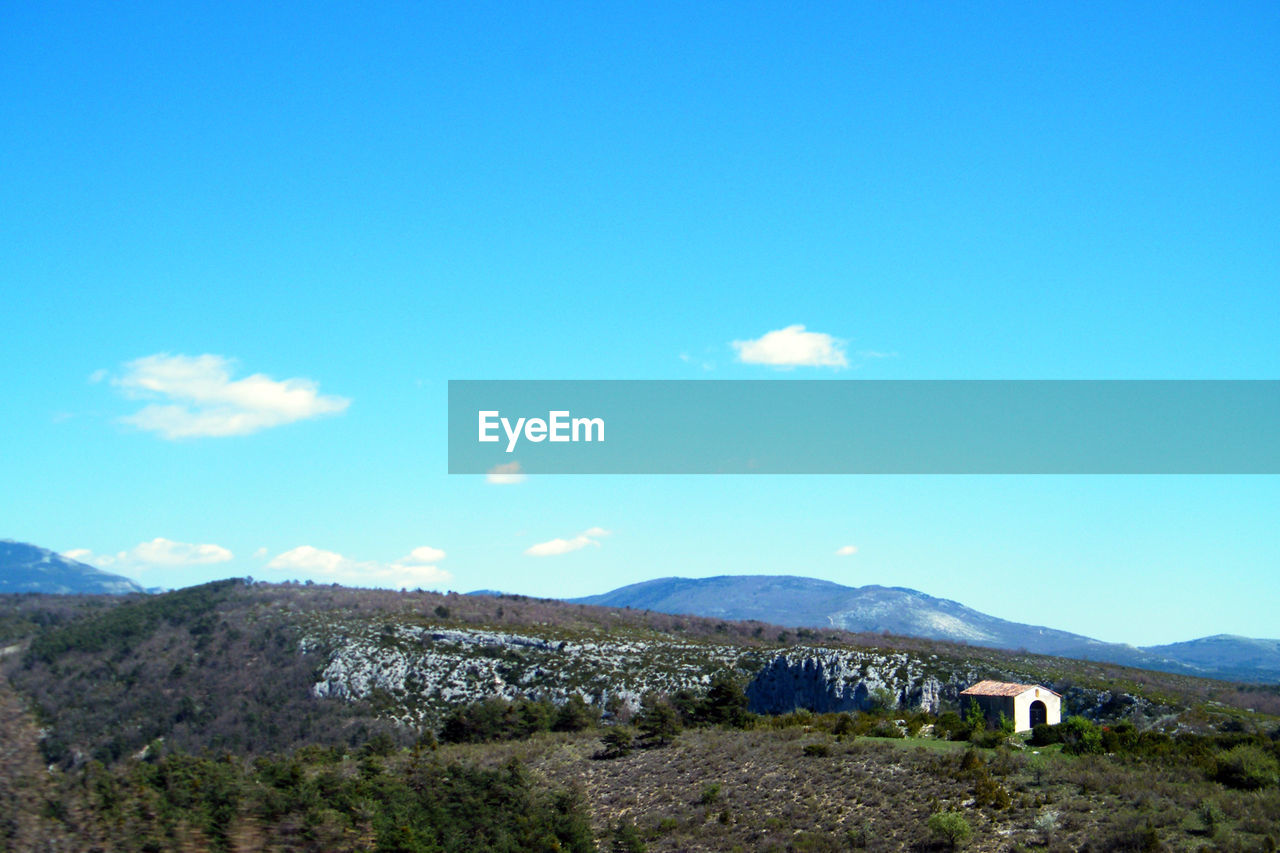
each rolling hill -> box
[572,575,1278,682]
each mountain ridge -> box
[0,540,144,595]
[571,574,1280,683]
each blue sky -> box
[2,2,1277,645]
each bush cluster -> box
[439,695,599,744]
[55,748,596,852]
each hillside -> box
[0,539,144,595]
[572,575,1276,682]
[3,579,1276,766]
[2,580,1279,851]
[1145,635,1280,683]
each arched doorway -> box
[1029,700,1047,728]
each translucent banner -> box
[448,380,1280,474]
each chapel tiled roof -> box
[960,680,1039,697]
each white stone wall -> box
[1012,686,1061,731]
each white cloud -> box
[111,353,349,439]
[88,368,108,383]
[525,527,610,557]
[266,545,453,589]
[835,545,858,556]
[63,537,234,578]
[253,547,268,559]
[486,461,527,484]
[132,538,234,566]
[267,545,348,573]
[732,325,848,369]
[403,545,446,563]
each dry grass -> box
[431,728,1280,852]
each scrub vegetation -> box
[2,581,1278,851]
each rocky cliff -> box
[745,648,962,715]
[302,621,758,725]
[302,619,1177,727]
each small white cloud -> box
[679,351,716,371]
[525,537,594,557]
[266,545,453,589]
[525,527,610,557]
[64,538,234,578]
[88,368,108,383]
[401,545,446,563]
[486,461,527,484]
[835,545,858,556]
[857,350,898,360]
[732,325,848,369]
[110,353,349,439]
[131,538,234,566]
[63,548,110,565]
[267,545,348,573]
[253,547,268,559]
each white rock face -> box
[301,621,1154,727]
[304,623,751,725]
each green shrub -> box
[359,731,396,757]
[612,819,647,852]
[700,673,754,728]
[636,694,681,746]
[1033,809,1059,843]
[845,825,869,848]
[937,711,969,741]
[94,749,598,852]
[554,694,600,732]
[872,719,905,739]
[1215,744,1280,790]
[927,810,972,848]
[699,782,722,805]
[1198,800,1226,837]
[867,687,897,713]
[974,773,1012,810]
[965,699,987,733]
[598,728,635,759]
[438,696,561,744]
[1060,716,1103,755]
[959,748,985,773]
[803,742,832,757]
[970,728,1005,748]
[1030,723,1059,746]
[1101,720,1138,752]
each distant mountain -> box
[0,540,144,595]
[1143,635,1280,683]
[571,575,1275,682]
